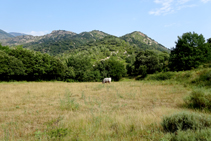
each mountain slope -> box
[0,29,169,56]
[23,30,110,55]
[60,35,170,69]
[61,35,145,64]
[0,29,14,39]
[0,30,77,46]
[0,30,110,55]
[120,31,170,53]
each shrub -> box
[198,70,211,86]
[191,70,211,87]
[183,72,192,78]
[170,128,211,141]
[161,112,211,133]
[147,72,174,81]
[184,90,211,110]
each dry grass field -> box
[0,81,191,140]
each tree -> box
[7,46,67,81]
[134,50,160,75]
[106,58,126,81]
[66,55,92,81]
[94,58,126,81]
[0,51,25,81]
[207,38,211,44]
[169,32,208,71]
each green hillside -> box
[0,29,169,56]
[0,29,14,39]
[60,35,167,65]
[120,31,170,53]
[22,30,109,55]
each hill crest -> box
[0,29,14,39]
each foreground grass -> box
[0,81,192,140]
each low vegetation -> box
[0,81,189,140]
[161,112,211,133]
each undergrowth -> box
[161,112,211,133]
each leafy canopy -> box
[169,32,210,71]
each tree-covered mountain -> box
[120,31,169,53]
[0,30,110,55]
[0,29,169,56]
[0,29,14,39]
[0,30,77,46]
[23,30,110,55]
[60,35,168,65]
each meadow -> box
[0,80,194,141]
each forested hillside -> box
[0,29,169,56]
[120,31,169,53]
[25,30,109,55]
[62,35,141,62]
[0,29,14,39]
[0,32,210,82]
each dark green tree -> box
[94,58,126,81]
[106,58,126,81]
[0,50,25,81]
[207,38,211,44]
[66,55,93,81]
[7,46,66,81]
[169,32,209,71]
[0,44,10,53]
[134,50,160,75]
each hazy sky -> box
[1,0,210,48]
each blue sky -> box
[1,0,210,48]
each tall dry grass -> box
[0,81,190,140]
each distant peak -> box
[89,30,109,36]
[50,30,76,35]
[131,31,146,37]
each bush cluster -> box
[184,90,211,110]
[193,70,211,87]
[146,72,174,81]
[170,128,211,141]
[161,112,211,133]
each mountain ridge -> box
[0,29,14,39]
[0,29,169,55]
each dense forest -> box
[0,32,210,82]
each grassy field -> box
[0,80,194,141]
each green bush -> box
[199,70,211,86]
[170,128,211,141]
[191,70,211,87]
[147,72,174,81]
[183,72,192,78]
[161,112,211,133]
[184,90,211,110]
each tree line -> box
[0,32,210,82]
[0,44,126,82]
